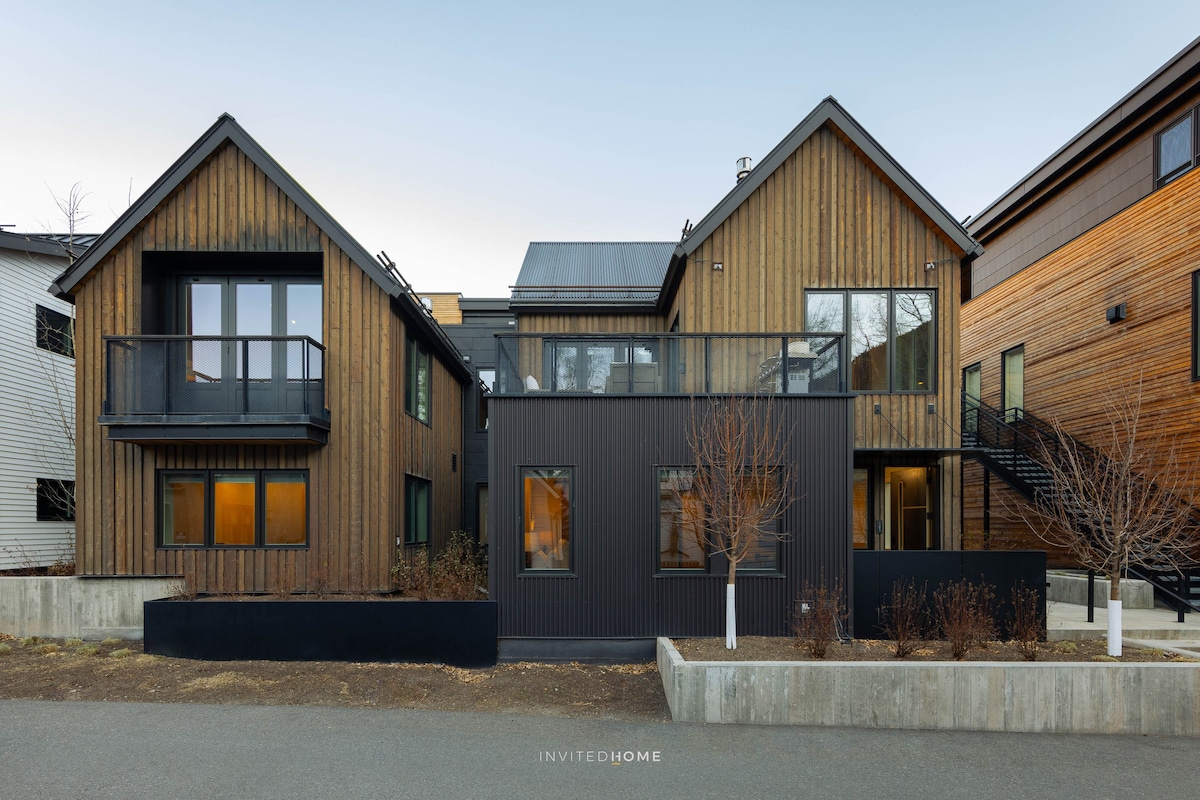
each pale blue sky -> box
[5,1,1200,296]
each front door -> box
[884,466,934,550]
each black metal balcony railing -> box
[494,333,846,396]
[102,336,329,425]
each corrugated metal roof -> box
[511,242,674,305]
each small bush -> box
[74,644,100,656]
[0,643,11,655]
[880,579,927,658]
[168,579,197,602]
[65,638,83,648]
[307,566,331,599]
[32,643,59,654]
[933,579,996,660]
[109,648,133,659]
[791,574,847,659]
[19,636,41,648]
[1092,655,1118,662]
[1055,641,1078,654]
[1008,581,1042,661]
[393,533,487,601]
[101,638,121,647]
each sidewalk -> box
[1047,600,1200,657]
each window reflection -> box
[523,469,570,570]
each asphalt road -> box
[0,700,1192,800]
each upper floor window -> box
[1157,111,1196,187]
[36,305,74,358]
[406,336,432,424]
[805,290,935,393]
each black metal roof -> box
[510,242,674,308]
[0,230,98,258]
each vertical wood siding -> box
[516,312,664,334]
[489,396,853,638]
[73,141,463,592]
[961,166,1200,559]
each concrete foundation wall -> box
[0,576,177,640]
[658,638,1200,735]
[1047,572,1154,609]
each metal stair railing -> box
[963,393,1200,617]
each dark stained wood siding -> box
[516,312,664,334]
[489,395,853,638]
[961,166,1200,559]
[73,141,463,593]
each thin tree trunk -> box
[1107,569,1122,657]
[726,559,737,649]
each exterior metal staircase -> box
[963,395,1200,618]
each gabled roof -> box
[511,242,674,308]
[47,114,470,382]
[659,97,980,311]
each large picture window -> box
[657,468,778,573]
[522,468,570,571]
[805,290,934,393]
[159,470,307,548]
[406,336,432,423]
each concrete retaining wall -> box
[1047,572,1153,609]
[657,638,1200,735]
[0,576,177,640]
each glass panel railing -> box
[103,336,327,419]
[494,333,844,396]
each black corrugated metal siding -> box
[489,395,853,638]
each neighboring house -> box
[419,293,516,545]
[0,231,94,570]
[961,35,1200,564]
[49,114,472,594]
[489,98,980,660]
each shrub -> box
[0,643,11,656]
[168,579,197,602]
[393,533,487,601]
[101,638,121,647]
[791,574,847,659]
[32,643,59,654]
[1008,581,1042,661]
[933,579,996,660]
[109,648,133,659]
[19,636,41,648]
[74,644,100,656]
[880,579,927,658]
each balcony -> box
[495,333,845,396]
[101,336,330,444]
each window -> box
[405,476,431,546]
[1157,111,1195,187]
[477,368,495,430]
[523,468,570,571]
[406,336,432,423]
[805,290,934,393]
[36,478,75,522]
[657,468,779,572]
[477,484,489,546]
[35,305,74,358]
[963,362,981,435]
[1002,345,1024,422]
[659,469,706,570]
[159,470,307,547]
[1194,272,1200,381]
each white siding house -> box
[0,231,87,570]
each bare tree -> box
[48,182,90,263]
[679,395,794,649]
[1014,376,1200,655]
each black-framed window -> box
[963,362,981,435]
[656,467,779,573]
[35,305,74,358]
[658,468,706,570]
[522,467,571,571]
[36,478,75,522]
[477,368,495,430]
[159,470,308,548]
[1193,272,1200,381]
[805,289,935,393]
[405,336,432,424]
[405,475,431,546]
[1001,345,1024,422]
[1156,109,1196,187]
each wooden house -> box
[50,115,472,594]
[489,98,980,660]
[961,35,1200,564]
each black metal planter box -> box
[144,599,498,667]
